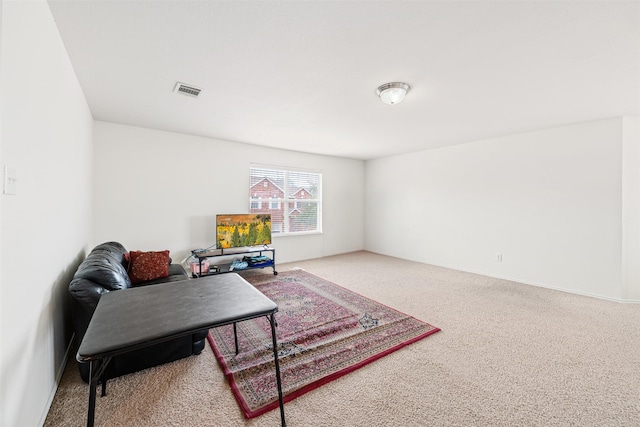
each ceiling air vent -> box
[174,82,202,98]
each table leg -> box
[84,356,111,427]
[87,360,98,427]
[233,322,239,355]
[269,313,286,427]
[101,369,107,397]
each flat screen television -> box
[216,214,272,250]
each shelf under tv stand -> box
[191,246,277,278]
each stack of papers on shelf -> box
[243,255,273,267]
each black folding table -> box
[77,273,285,426]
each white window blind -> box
[249,166,322,235]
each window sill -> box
[272,231,323,238]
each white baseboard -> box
[38,334,75,427]
[369,249,639,303]
[432,262,640,304]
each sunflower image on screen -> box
[216,214,272,249]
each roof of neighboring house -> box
[292,187,312,198]
[250,177,284,194]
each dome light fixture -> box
[376,82,410,105]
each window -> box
[270,194,280,209]
[250,166,322,235]
[250,194,259,209]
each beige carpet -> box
[44,251,640,426]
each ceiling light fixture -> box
[376,82,410,105]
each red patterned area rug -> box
[207,269,440,418]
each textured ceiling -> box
[48,0,640,160]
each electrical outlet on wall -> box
[496,253,503,262]
[3,165,17,195]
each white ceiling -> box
[47,0,640,160]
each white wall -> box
[0,0,4,418]
[622,116,640,300]
[0,1,93,426]
[365,118,637,301]
[92,121,364,264]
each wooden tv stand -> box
[191,246,277,277]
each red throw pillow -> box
[127,250,170,285]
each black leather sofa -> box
[69,241,207,382]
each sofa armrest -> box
[168,263,188,278]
